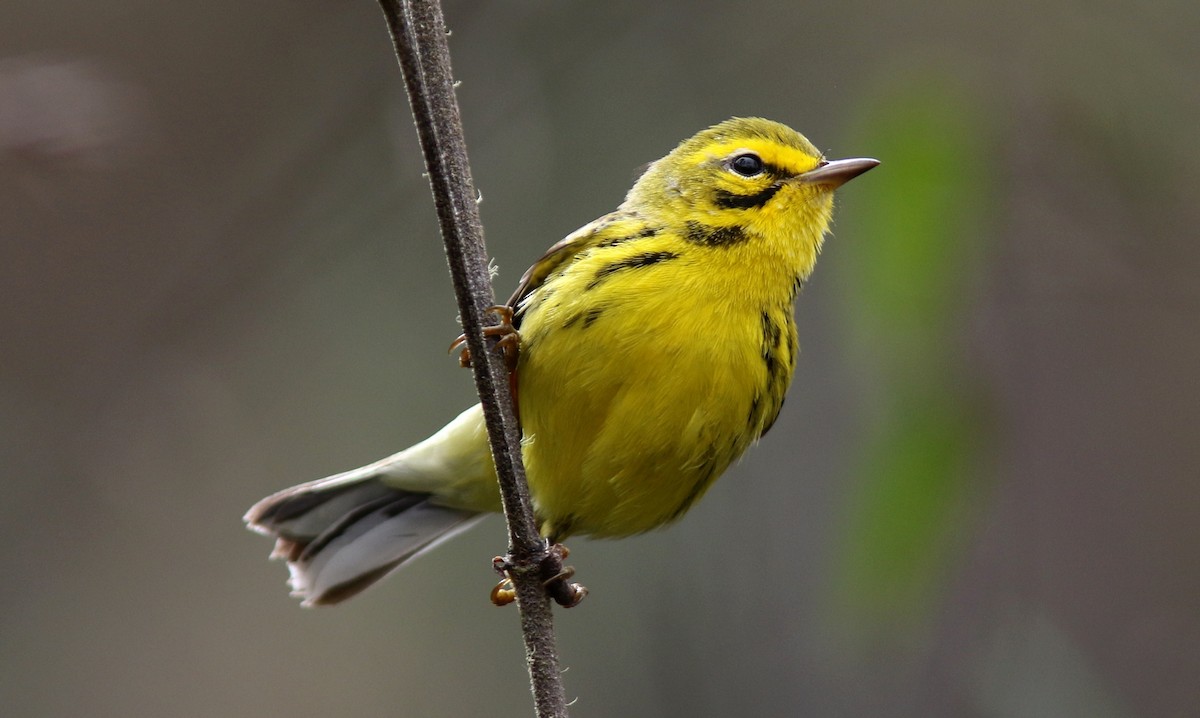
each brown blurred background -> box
[2,1,1197,716]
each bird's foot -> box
[490,543,587,608]
[449,305,520,372]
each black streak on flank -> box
[684,221,747,247]
[747,395,761,432]
[586,251,679,290]
[582,306,604,328]
[562,304,607,330]
[714,182,783,210]
[670,458,718,521]
[760,395,785,437]
[761,310,782,378]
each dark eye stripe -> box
[758,161,789,180]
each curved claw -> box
[548,580,588,608]
[488,543,587,608]
[494,332,521,372]
[542,545,587,608]
[448,333,471,367]
[449,305,521,371]
[490,577,517,607]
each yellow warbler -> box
[246,117,878,606]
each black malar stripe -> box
[713,182,783,210]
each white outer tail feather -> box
[245,406,495,606]
[286,500,484,606]
[245,468,486,607]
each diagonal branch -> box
[375,1,570,716]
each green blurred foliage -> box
[834,73,995,631]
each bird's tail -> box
[245,406,495,607]
[245,470,483,606]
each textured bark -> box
[375,1,569,716]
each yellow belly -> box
[516,253,794,539]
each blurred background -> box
[2,0,1197,716]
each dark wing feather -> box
[506,211,653,323]
[506,220,605,310]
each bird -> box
[244,117,878,606]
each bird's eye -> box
[729,153,765,177]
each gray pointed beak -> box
[797,157,880,188]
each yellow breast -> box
[516,226,802,539]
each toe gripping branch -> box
[491,543,588,608]
[449,304,520,372]
[450,304,521,420]
[451,306,581,607]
